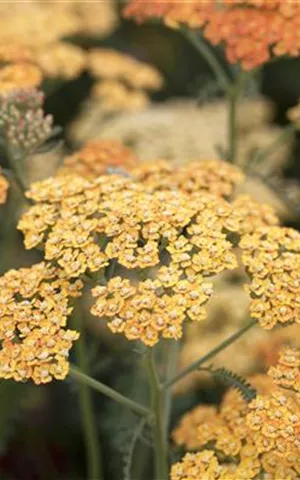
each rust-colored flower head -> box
[268,347,300,395]
[59,140,137,179]
[0,262,82,384]
[124,0,300,70]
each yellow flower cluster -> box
[131,159,244,198]
[240,227,300,329]
[0,262,82,384]
[172,367,300,479]
[59,140,137,179]
[0,62,42,94]
[269,347,300,396]
[88,48,163,112]
[0,1,118,91]
[0,167,8,204]
[18,172,268,346]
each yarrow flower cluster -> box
[124,0,300,70]
[172,362,300,480]
[88,48,163,111]
[58,139,137,179]
[0,88,53,156]
[240,227,300,329]
[269,347,300,396]
[0,167,8,204]
[0,262,82,384]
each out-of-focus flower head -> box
[88,49,164,91]
[0,262,82,384]
[240,226,300,329]
[0,63,43,94]
[35,42,86,81]
[86,49,163,113]
[0,88,53,157]
[124,0,300,70]
[59,140,137,179]
[0,167,8,204]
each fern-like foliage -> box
[204,367,257,402]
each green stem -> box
[73,316,103,480]
[163,340,180,434]
[70,366,150,418]
[183,28,231,93]
[227,72,250,164]
[145,350,169,480]
[163,318,256,390]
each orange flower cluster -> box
[172,366,300,479]
[240,227,300,329]
[88,48,163,111]
[59,140,137,179]
[124,0,300,70]
[0,262,82,384]
[0,62,42,94]
[0,167,8,204]
[269,347,300,396]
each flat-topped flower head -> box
[0,262,82,384]
[240,226,300,329]
[59,139,137,179]
[124,0,300,70]
[268,347,300,395]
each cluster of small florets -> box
[88,48,163,111]
[17,171,272,346]
[0,262,82,384]
[131,159,244,198]
[240,227,300,329]
[124,0,300,70]
[58,139,137,179]
[171,365,300,480]
[269,347,300,396]
[0,167,8,204]
[0,88,53,155]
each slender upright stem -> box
[145,350,169,480]
[163,340,180,434]
[183,29,231,93]
[163,319,256,390]
[70,366,150,418]
[73,315,103,480]
[227,72,250,164]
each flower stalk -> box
[70,366,150,418]
[72,314,103,480]
[163,318,256,390]
[145,350,169,480]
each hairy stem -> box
[145,350,169,480]
[73,315,103,480]
[163,340,180,434]
[70,366,150,417]
[163,318,256,390]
